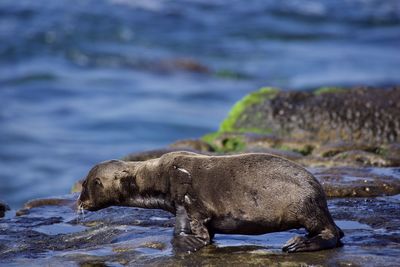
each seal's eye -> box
[94,178,103,187]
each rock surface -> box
[201,87,400,167]
[313,167,400,197]
[218,87,400,144]
[202,132,400,167]
[122,147,203,162]
[1,191,399,266]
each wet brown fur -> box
[79,151,343,253]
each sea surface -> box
[1,0,400,208]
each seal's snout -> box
[78,180,89,202]
[77,200,85,214]
[77,178,94,211]
[76,198,96,213]
[76,198,96,212]
[77,160,137,213]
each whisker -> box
[77,203,85,215]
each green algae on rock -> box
[209,86,400,145]
[313,87,346,95]
[200,86,400,166]
[219,87,279,134]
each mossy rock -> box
[204,86,400,150]
[169,139,214,152]
[313,87,346,95]
[203,133,247,153]
[219,87,279,133]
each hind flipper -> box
[282,229,339,253]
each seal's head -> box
[78,160,136,211]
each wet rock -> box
[202,132,400,167]
[313,142,377,158]
[327,195,400,266]
[313,167,400,197]
[68,206,174,228]
[210,86,400,145]
[332,150,393,167]
[0,204,173,263]
[122,148,178,161]
[17,196,77,216]
[299,151,396,168]
[243,146,304,161]
[203,132,312,155]
[378,143,400,166]
[330,195,400,231]
[241,133,283,147]
[122,148,201,162]
[244,134,315,156]
[169,139,214,152]
[1,191,400,266]
[0,200,10,218]
[296,156,337,168]
[139,241,167,250]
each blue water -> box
[1,0,400,208]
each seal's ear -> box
[114,170,130,180]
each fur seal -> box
[78,151,343,253]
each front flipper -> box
[172,205,210,253]
[282,229,340,253]
[174,205,191,235]
[172,233,209,253]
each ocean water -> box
[1,0,399,208]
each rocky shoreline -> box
[1,86,400,266]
